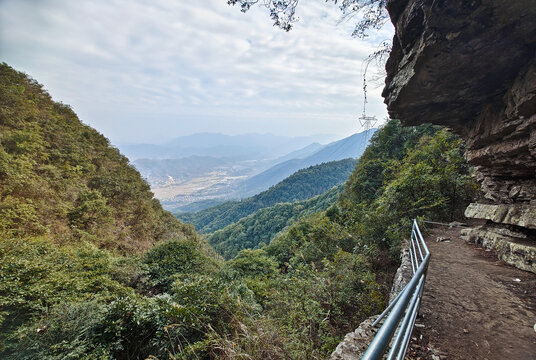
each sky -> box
[0,0,394,145]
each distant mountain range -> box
[270,142,324,164]
[236,129,375,197]
[120,133,337,160]
[129,130,375,210]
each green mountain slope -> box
[0,63,198,254]
[176,158,357,233]
[209,185,342,259]
[0,63,227,359]
[173,198,228,213]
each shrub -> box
[143,239,219,291]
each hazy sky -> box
[0,0,393,144]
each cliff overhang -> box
[383,0,536,129]
[382,0,536,273]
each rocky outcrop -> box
[464,203,536,229]
[383,0,536,273]
[461,226,536,273]
[388,247,413,303]
[330,315,381,360]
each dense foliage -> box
[177,158,356,233]
[0,64,477,359]
[0,64,222,358]
[336,121,477,264]
[210,185,342,259]
[0,63,196,254]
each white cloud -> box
[0,0,393,143]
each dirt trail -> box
[406,226,536,360]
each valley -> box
[0,63,479,359]
[126,131,374,211]
[3,0,534,358]
[177,158,358,234]
[155,171,248,208]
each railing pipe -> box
[409,247,416,274]
[410,237,420,267]
[360,253,430,360]
[396,295,421,360]
[361,219,430,360]
[414,219,429,254]
[413,229,424,261]
[387,276,424,359]
[411,229,422,261]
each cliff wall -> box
[383,0,536,272]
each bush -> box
[143,239,220,291]
[10,301,112,360]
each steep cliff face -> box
[383,0,536,272]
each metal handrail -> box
[361,219,430,360]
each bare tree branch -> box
[227,0,388,37]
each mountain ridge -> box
[237,129,374,197]
[120,132,337,160]
[177,158,357,233]
[209,185,343,259]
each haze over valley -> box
[124,130,374,211]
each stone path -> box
[406,226,536,360]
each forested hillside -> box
[173,198,228,213]
[0,64,221,358]
[177,158,357,233]
[0,63,477,359]
[0,63,199,254]
[210,185,343,259]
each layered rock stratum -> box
[383,0,536,273]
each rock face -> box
[383,0,536,273]
[388,247,413,303]
[330,315,381,360]
[461,226,536,273]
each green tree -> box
[143,239,220,291]
[69,189,113,230]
